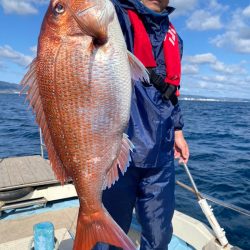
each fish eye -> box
[54,3,65,14]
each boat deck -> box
[0,194,239,250]
[0,205,77,249]
[0,155,58,191]
[0,156,239,249]
[0,201,141,249]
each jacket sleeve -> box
[172,34,184,130]
[172,103,184,130]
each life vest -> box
[127,10,181,95]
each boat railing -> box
[39,128,46,159]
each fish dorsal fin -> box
[127,50,149,83]
[103,134,134,190]
[20,59,69,184]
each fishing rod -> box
[176,180,250,217]
[179,163,229,247]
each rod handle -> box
[198,199,228,247]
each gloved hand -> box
[149,69,178,104]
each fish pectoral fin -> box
[128,50,150,83]
[103,134,134,190]
[74,208,136,250]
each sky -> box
[0,0,250,99]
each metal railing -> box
[39,128,46,159]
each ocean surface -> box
[0,93,249,249]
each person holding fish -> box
[21,0,188,249]
[94,0,190,249]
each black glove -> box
[149,69,178,105]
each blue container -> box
[33,222,55,250]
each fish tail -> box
[73,208,136,250]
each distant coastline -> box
[0,81,21,94]
[179,95,250,103]
[0,81,249,102]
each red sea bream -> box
[21,0,148,249]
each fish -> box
[21,0,148,249]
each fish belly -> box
[38,34,131,213]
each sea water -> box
[0,94,249,249]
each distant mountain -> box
[0,81,21,94]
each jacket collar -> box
[114,0,175,18]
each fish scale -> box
[21,0,148,249]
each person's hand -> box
[174,130,189,164]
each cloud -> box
[181,73,250,99]
[207,0,227,12]
[203,75,227,83]
[1,0,37,14]
[181,51,250,99]
[30,46,37,55]
[0,45,33,67]
[169,0,198,17]
[182,64,199,75]
[170,0,227,19]
[211,7,250,54]
[0,0,48,15]
[243,5,250,17]
[210,61,247,75]
[184,53,247,75]
[185,53,216,64]
[186,10,223,30]
[197,80,208,88]
[211,32,250,54]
